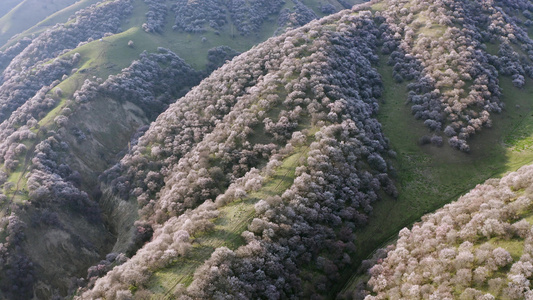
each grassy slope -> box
[1,0,366,208]
[0,0,101,50]
[340,1,533,293]
[0,0,22,17]
[0,0,81,48]
[147,148,306,297]
[340,54,533,293]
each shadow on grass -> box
[339,57,533,294]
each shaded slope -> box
[0,0,362,298]
[85,0,533,299]
[80,8,397,299]
[0,0,80,48]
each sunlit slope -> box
[0,0,101,50]
[0,0,81,47]
[83,0,533,298]
[0,0,22,17]
[0,0,363,298]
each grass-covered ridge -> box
[341,58,533,297]
[0,0,80,47]
[147,148,306,297]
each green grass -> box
[0,0,22,16]
[4,157,30,203]
[340,57,533,294]
[489,238,524,261]
[301,0,366,18]
[146,148,307,297]
[0,0,81,48]
[0,0,101,50]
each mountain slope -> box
[0,0,533,298]
[361,164,533,299]
[81,9,397,298]
[80,0,533,298]
[0,0,362,298]
[0,0,102,51]
[0,0,82,48]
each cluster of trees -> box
[0,215,34,300]
[172,0,227,33]
[142,0,167,33]
[363,164,533,299]
[4,0,133,73]
[80,201,219,298]
[99,48,201,119]
[204,45,241,73]
[28,134,101,223]
[82,8,397,299]
[319,3,337,14]
[276,0,319,35]
[170,0,324,36]
[226,0,285,35]
[379,0,533,151]
[0,37,31,75]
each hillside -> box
[81,0,533,298]
[360,163,533,299]
[0,0,363,298]
[0,0,532,299]
[0,1,23,17]
[0,0,83,48]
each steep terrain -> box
[0,0,532,299]
[0,0,363,298]
[0,0,83,48]
[360,163,533,299]
[80,0,533,298]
